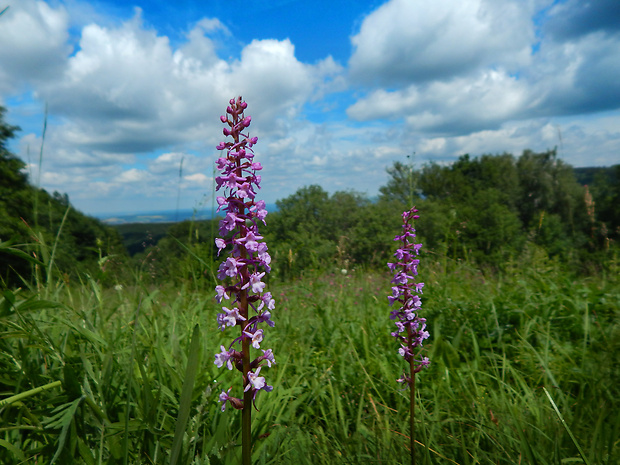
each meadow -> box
[1,104,619,464]
[1,247,618,464]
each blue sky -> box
[1,0,619,216]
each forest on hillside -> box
[0,107,126,288]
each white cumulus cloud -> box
[0,1,71,95]
[348,0,533,86]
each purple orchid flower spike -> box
[388,206,429,465]
[213,96,276,403]
[388,206,429,377]
[212,96,276,465]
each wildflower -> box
[218,306,246,329]
[215,285,229,303]
[242,328,264,349]
[245,367,266,391]
[256,309,275,327]
[214,346,234,370]
[388,206,429,379]
[242,271,266,294]
[389,206,429,465]
[219,388,244,412]
[218,257,239,279]
[260,349,276,367]
[213,96,276,417]
[258,292,276,311]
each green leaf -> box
[0,243,45,266]
[48,396,85,465]
[0,437,26,461]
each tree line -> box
[141,150,618,282]
[262,149,617,277]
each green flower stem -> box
[409,334,416,465]
[242,334,252,465]
[239,246,252,465]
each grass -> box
[0,254,619,464]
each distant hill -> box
[573,166,617,186]
[108,204,276,256]
[99,204,277,225]
[99,208,213,225]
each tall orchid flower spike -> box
[388,206,429,465]
[213,97,275,465]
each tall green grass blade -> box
[33,103,48,229]
[78,437,96,465]
[46,204,71,291]
[171,235,210,268]
[0,438,25,461]
[170,324,201,465]
[0,380,62,408]
[1,290,61,318]
[543,387,591,465]
[123,298,143,465]
[0,240,45,266]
